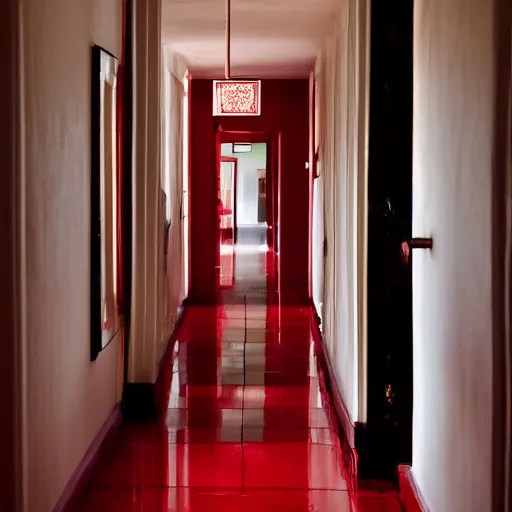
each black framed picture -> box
[90,45,121,362]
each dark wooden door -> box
[357,0,414,481]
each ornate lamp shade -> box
[213,80,261,116]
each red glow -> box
[79,248,402,510]
[190,80,310,304]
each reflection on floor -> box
[78,245,402,511]
[220,243,268,305]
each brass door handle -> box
[409,237,433,250]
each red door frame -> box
[308,71,315,301]
[216,129,280,301]
[218,130,279,247]
[220,156,238,243]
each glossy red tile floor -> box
[79,242,402,511]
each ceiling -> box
[162,0,341,78]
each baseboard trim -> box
[309,305,355,446]
[122,382,157,420]
[154,306,187,414]
[308,305,358,498]
[398,465,431,511]
[53,405,122,512]
[123,306,188,420]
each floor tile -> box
[79,244,400,511]
[357,494,403,512]
[141,488,354,512]
[166,408,242,430]
[78,488,141,511]
[243,385,281,408]
[243,443,348,490]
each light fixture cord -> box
[225,0,231,79]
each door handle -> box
[409,237,433,250]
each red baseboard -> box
[53,405,122,512]
[154,306,187,415]
[398,465,431,512]
[308,306,358,500]
[309,306,355,446]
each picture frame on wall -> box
[90,45,121,362]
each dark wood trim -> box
[122,307,187,420]
[53,405,122,512]
[0,2,19,508]
[121,383,158,420]
[491,0,512,509]
[398,465,431,511]
[365,0,414,479]
[121,0,133,387]
[90,44,122,363]
[89,44,102,362]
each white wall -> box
[221,143,266,225]
[161,47,186,361]
[128,0,166,384]
[18,0,122,509]
[412,1,496,510]
[313,0,370,427]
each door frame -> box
[120,0,132,398]
[217,130,279,249]
[216,129,280,302]
[220,156,238,243]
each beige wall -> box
[128,0,165,384]
[160,55,186,363]
[19,0,122,509]
[412,1,497,510]
[313,0,370,427]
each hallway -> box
[3,0,511,510]
[78,247,401,511]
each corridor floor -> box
[79,242,402,511]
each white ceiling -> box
[162,0,341,78]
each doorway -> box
[221,142,268,247]
[215,130,278,304]
[219,141,269,302]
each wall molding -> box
[128,0,164,384]
[154,306,187,414]
[309,306,358,498]
[53,405,122,512]
[310,305,355,445]
[398,465,431,512]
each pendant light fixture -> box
[212,0,262,116]
[225,0,231,80]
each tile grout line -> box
[242,294,247,492]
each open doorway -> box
[219,156,237,244]
[217,138,272,304]
[221,142,268,247]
